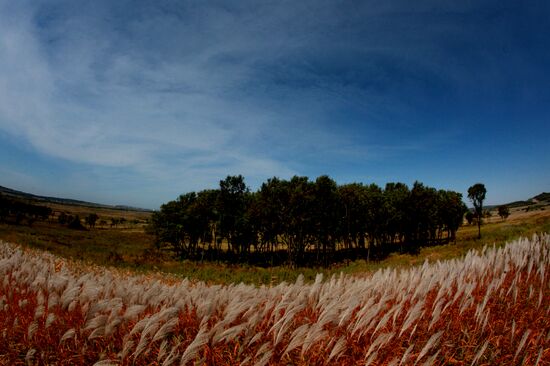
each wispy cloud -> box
[0,0,548,207]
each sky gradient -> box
[1,0,549,209]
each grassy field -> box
[2,233,549,365]
[0,202,548,285]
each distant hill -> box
[533,192,550,202]
[0,185,152,212]
[466,192,549,211]
[502,192,549,209]
[482,192,549,211]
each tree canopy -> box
[0,194,52,226]
[498,205,510,221]
[468,183,487,239]
[149,175,468,267]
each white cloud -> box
[3,0,540,207]
[0,2,304,184]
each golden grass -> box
[0,201,548,285]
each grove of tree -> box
[0,194,52,226]
[149,175,468,267]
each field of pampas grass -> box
[1,235,549,365]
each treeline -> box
[0,194,52,226]
[149,175,467,267]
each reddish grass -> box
[1,235,549,365]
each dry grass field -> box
[0,200,549,285]
[1,234,549,365]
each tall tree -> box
[338,183,368,251]
[468,183,487,239]
[437,190,467,241]
[218,175,250,256]
[285,176,316,267]
[313,175,339,265]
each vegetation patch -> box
[1,235,549,365]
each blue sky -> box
[0,0,548,209]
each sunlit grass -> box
[0,209,548,285]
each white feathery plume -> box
[511,319,516,343]
[152,317,179,343]
[399,300,423,337]
[157,339,169,362]
[535,347,543,366]
[364,350,378,366]
[84,314,108,331]
[421,350,440,366]
[326,336,347,364]
[470,340,489,366]
[25,348,36,364]
[123,304,147,320]
[215,323,247,345]
[514,329,531,362]
[88,326,106,340]
[60,328,76,343]
[399,343,415,366]
[179,327,209,366]
[247,331,264,347]
[92,360,119,366]
[34,305,45,320]
[300,325,327,357]
[45,313,56,328]
[282,324,309,357]
[120,340,134,360]
[386,356,400,366]
[414,330,443,365]
[129,315,151,337]
[27,321,38,340]
[372,307,394,336]
[364,332,394,362]
[254,348,273,366]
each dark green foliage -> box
[218,175,251,256]
[149,175,468,268]
[109,217,126,228]
[498,205,510,220]
[532,192,550,201]
[468,183,487,239]
[0,193,52,226]
[58,212,68,225]
[67,215,86,230]
[85,213,99,228]
[465,211,474,225]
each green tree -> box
[256,177,288,257]
[148,195,190,257]
[468,183,487,239]
[338,183,368,251]
[149,174,469,268]
[363,183,384,259]
[85,213,99,228]
[218,175,250,256]
[498,205,510,221]
[192,189,220,252]
[58,212,69,225]
[465,211,474,225]
[383,183,410,249]
[437,190,467,242]
[68,215,85,230]
[313,175,340,265]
